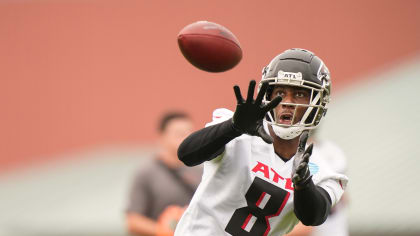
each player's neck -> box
[268,126,299,160]
[272,136,300,160]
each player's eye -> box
[275,91,285,97]
[295,91,308,98]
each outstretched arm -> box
[292,131,332,226]
[178,80,281,166]
[178,118,240,166]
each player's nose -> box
[281,93,295,107]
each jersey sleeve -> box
[310,142,349,207]
[317,176,347,207]
[205,108,234,127]
[311,159,348,207]
[320,140,348,174]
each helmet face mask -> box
[258,48,331,140]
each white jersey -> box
[174,109,348,236]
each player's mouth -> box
[277,113,294,125]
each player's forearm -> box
[126,213,158,236]
[178,118,241,166]
[293,179,331,226]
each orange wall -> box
[1,0,419,171]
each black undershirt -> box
[177,118,331,226]
[177,118,241,166]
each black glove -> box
[232,80,282,144]
[292,131,314,188]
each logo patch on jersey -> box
[308,162,319,175]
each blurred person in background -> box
[287,129,349,236]
[126,111,202,236]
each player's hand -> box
[232,80,282,144]
[292,131,314,188]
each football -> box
[177,21,242,73]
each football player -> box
[174,48,348,236]
[286,132,349,236]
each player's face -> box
[161,118,194,154]
[270,85,311,125]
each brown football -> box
[177,21,242,73]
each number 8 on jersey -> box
[225,177,290,236]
